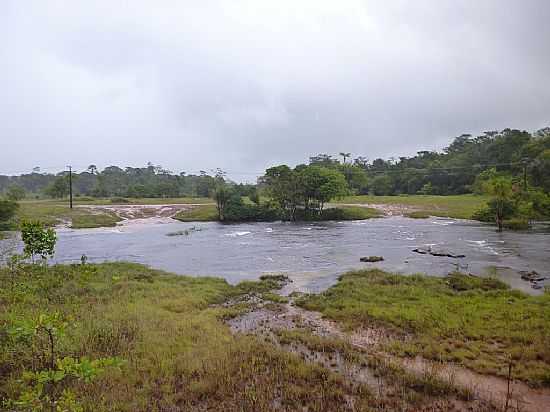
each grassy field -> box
[0,262,383,411]
[173,204,219,222]
[298,269,550,386]
[334,194,490,219]
[15,201,121,228]
[323,205,383,220]
[11,198,212,229]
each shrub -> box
[503,218,530,230]
[224,196,283,222]
[21,220,57,262]
[0,200,19,230]
[6,184,26,201]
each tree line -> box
[0,164,254,200]
[2,127,549,201]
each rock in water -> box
[360,256,384,263]
[413,247,465,258]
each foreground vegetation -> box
[1,262,393,411]
[298,269,550,386]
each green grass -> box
[404,210,432,219]
[173,204,219,222]
[70,212,121,229]
[297,269,550,386]
[14,198,213,228]
[0,262,380,411]
[15,201,122,229]
[321,206,383,220]
[276,329,470,400]
[334,194,489,219]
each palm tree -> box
[339,152,351,164]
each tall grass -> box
[298,269,550,385]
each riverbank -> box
[12,198,212,229]
[9,198,385,229]
[3,262,548,411]
[174,204,383,223]
[333,194,490,219]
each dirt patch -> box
[227,296,550,412]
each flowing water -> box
[2,216,549,293]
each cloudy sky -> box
[1,1,549,181]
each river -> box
[2,216,548,294]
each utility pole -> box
[68,165,73,209]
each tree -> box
[483,177,513,232]
[87,164,98,175]
[263,165,301,220]
[371,175,393,196]
[249,188,260,205]
[0,200,19,230]
[316,168,348,212]
[309,154,338,168]
[297,165,348,214]
[6,184,26,201]
[21,220,57,262]
[44,175,69,198]
[339,152,351,164]
[213,184,232,221]
[339,164,368,194]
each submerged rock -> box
[360,256,384,263]
[519,270,548,289]
[412,247,465,259]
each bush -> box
[6,184,26,201]
[0,200,19,230]
[472,198,517,222]
[224,196,283,222]
[503,218,530,230]
[21,220,57,262]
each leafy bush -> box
[472,198,517,222]
[6,311,123,411]
[0,200,19,230]
[503,218,530,230]
[21,220,57,262]
[224,196,283,222]
[6,184,26,201]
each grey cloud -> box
[1,0,549,181]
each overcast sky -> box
[1,1,549,181]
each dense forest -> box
[1,127,549,200]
